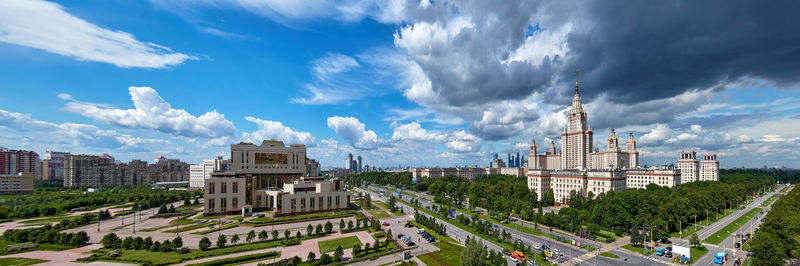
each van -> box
[418,228,425,234]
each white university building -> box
[527,71,719,205]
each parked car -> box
[502,249,512,256]
[398,234,405,239]
[666,252,673,258]
[383,222,390,226]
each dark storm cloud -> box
[563,0,800,104]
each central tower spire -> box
[575,69,579,95]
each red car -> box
[382,222,390,226]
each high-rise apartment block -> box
[0,148,41,180]
[64,154,189,187]
[42,151,69,181]
[190,156,229,188]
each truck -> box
[714,252,727,264]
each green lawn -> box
[92,234,330,265]
[374,202,391,209]
[18,216,67,225]
[186,251,280,266]
[762,194,779,207]
[689,247,709,264]
[317,236,362,254]
[191,223,238,235]
[369,211,391,219]
[0,258,48,266]
[163,221,218,233]
[417,241,462,266]
[599,252,620,259]
[621,244,653,255]
[0,240,72,256]
[704,208,762,244]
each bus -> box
[511,250,526,261]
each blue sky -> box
[1,0,799,169]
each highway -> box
[690,184,790,266]
[692,185,780,241]
[361,185,649,265]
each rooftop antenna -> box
[575,69,579,94]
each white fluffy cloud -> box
[391,121,445,142]
[0,0,195,68]
[445,130,482,153]
[640,124,673,144]
[326,116,380,149]
[242,117,316,146]
[62,86,236,138]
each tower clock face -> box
[609,139,613,144]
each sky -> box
[0,0,799,169]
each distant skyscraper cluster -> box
[345,153,363,172]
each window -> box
[233,198,238,209]
[208,182,215,194]
[221,198,227,212]
[209,199,215,212]
[310,198,315,209]
[301,198,306,210]
[328,196,332,208]
[221,182,227,194]
[291,199,297,210]
[233,182,238,193]
[336,196,340,207]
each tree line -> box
[747,185,799,265]
[0,185,192,220]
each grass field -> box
[599,252,620,258]
[369,211,391,219]
[18,216,67,225]
[318,236,362,254]
[417,240,463,266]
[621,244,653,255]
[186,251,280,266]
[704,208,762,245]
[0,240,72,256]
[374,202,391,209]
[689,247,709,264]
[762,194,779,207]
[0,258,48,266]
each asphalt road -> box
[691,184,790,266]
[694,185,781,241]
[361,185,653,265]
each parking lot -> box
[378,215,441,254]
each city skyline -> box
[1,1,800,168]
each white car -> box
[510,257,519,263]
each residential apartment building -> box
[64,154,189,187]
[700,154,719,181]
[42,151,69,181]
[189,156,229,188]
[0,148,41,180]
[0,172,34,194]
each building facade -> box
[64,154,189,187]
[678,151,700,184]
[0,172,34,195]
[265,178,350,217]
[625,167,681,189]
[0,149,41,180]
[189,156,229,188]
[411,167,497,179]
[42,151,69,181]
[204,139,329,216]
[700,154,719,181]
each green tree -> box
[347,220,354,230]
[101,233,121,249]
[272,230,279,240]
[172,236,183,249]
[315,224,323,235]
[284,230,291,240]
[291,256,302,265]
[307,224,313,236]
[333,246,344,262]
[689,233,701,248]
[150,241,161,252]
[296,231,302,239]
[325,221,333,233]
[460,236,486,266]
[216,234,227,248]
[247,230,256,243]
[231,234,240,245]
[307,251,316,262]
[353,243,362,255]
[320,254,332,264]
[339,218,345,231]
[258,230,268,241]
[199,237,211,251]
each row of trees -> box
[2,226,89,247]
[0,185,192,220]
[414,210,447,236]
[747,185,799,265]
[101,233,186,253]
